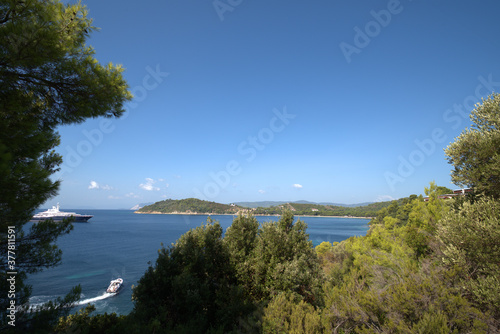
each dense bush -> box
[437,197,500,320]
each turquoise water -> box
[26,210,369,315]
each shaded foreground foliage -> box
[0,0,131,331]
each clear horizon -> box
[49,0,500,209]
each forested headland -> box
[136,198,243,215]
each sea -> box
[26,210,370,316]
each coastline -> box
[134,211,240,216]
[294,215,372,219]
[134,211,372,219]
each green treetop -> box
[445,93,500,198]
[0,0,131,331]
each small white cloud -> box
[108,195,121,199]
[88,181,99,189]
[139,178,160,191]
[258,189,267,194]
[376,195,395,202]
[125,192,140,198]
[292,184,303,189]
[88,180,113,190]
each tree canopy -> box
[0,0,131,126]
[445,93,500,198]
[0,0,131,331]
[127,212,323,333]
[131,219,252,333]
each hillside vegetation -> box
[252,201,395,217]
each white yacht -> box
[31,204,93,222]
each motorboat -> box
[106,278,123,294]
[31,203,93,222]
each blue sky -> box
[50,0,500,209]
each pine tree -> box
[0,1,131,331]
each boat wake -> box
[77,292,116,305]
[28,292,115,312]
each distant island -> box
[135,198,394,217]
